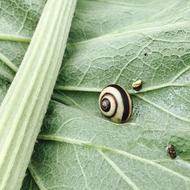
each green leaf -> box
[21,170,39,190]
[31,102,190,189]
[27,0,190,189]
[0,0,46,81]
[0,0,190,189]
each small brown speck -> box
[167,144,177,159]
[144,53,148,56]
[132,80,143,91]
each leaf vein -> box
[0,33,31,43]
[74,145,91,190]
[97,149,140,190]
[0,52,18,72]
[134,94,190,123]
[28,165,47,190]
[38,134,190,183]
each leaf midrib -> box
[2,54,189,124]
[37,134,190,183]
[0,34,31,43]
[28,133,190,190]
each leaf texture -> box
[0,0,190,189]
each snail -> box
[99,84,132,123]
[132,80,142,91]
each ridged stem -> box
[0,0,77,189]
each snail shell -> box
[99,84,132,123]
[132,79,142,91]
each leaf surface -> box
[0,0,190,189]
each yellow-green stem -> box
[0,0,77,189]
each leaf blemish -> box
[144,53,148,56]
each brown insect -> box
[167,144,177,159]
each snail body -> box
[99,84,132,123]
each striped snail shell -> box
[99,84,132,123]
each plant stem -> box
[0,0,77,189]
